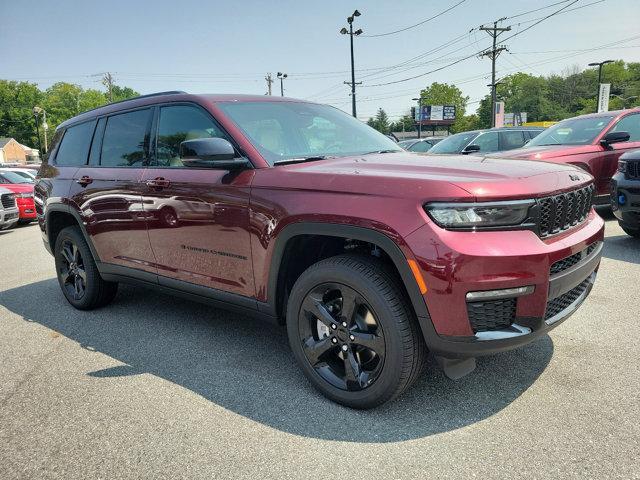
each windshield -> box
[527,116,614,146]
[0,171,33,184]
[217,101,401,165]
[427,132,477,154]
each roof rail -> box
[79,91,187,116]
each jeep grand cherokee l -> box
[611,149,640,237]
[491,108,640,204]
[36,92,604,408]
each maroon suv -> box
[491,108,640,203]
[36,92,604,408]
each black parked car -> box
[426,127,544,155]
[611,149,640,238]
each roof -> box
[0,138,15,148]
[568,107,640,120]
[57,92,315,131]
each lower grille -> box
[467,298,516,333]
[1,193,16,209]
[550,241,600,275]
[544,278,591,321]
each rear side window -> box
[499,131,525,150]
[55,121,96,166]
[100,109,152,167]
[527,130,542,139]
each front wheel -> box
[620,223,640,238]
[54,226,118,310]
[286,254,426,409]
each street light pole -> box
[412,97,423,139]
[340,10,362,118]
[588,60,614,112]
[277,72,288,97]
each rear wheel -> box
[54,226,118,310]
[286,254,426,409]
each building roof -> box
[0,138,15,148]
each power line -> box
[361,0,467,37]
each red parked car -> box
[491,108,640,203]
[0,170,36,223]
[36,92,603,408]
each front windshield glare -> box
[0,171,33,184]
[527,116,614,146]
[217,102,401,165]
[428,132,477,154]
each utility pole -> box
[479,19,510,128]
[102,72,114,102]
[265,73,274,95]
[340,10,363,117]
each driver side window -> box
[472,132,499,152]
[610,114,640,141]
[155,105,230,167]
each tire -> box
[160,207,179,227]
[54,226,118,310]
[620,223,640,238]
[286,254,426,409]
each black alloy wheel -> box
[298,283,386,391]
[59,239,87,301]
[287,254,426,409]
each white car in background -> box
[0,187,19,230]
[1,167,37,182]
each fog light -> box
[466,285,535,301]
[618,193,627,205]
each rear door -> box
[67,108,157,276]
[140,103,255,297]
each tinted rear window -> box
[100,109,152,167]
[55,121,96,166]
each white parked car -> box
[0,167,37,182]
[0,187,19,230]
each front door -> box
[140,103,255,297]
[68,108,157,275]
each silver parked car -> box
[0,187,19,230]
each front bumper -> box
[610,173,640,228]
[0,208,20,229]
[404,209,604,358]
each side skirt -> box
[97,262,278,325]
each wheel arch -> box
[45,204,100,262]
[265,223,431,325]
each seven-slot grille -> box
[537,184,595,238]
[625,160,640,179]
[1,193,16,209]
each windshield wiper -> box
[274,155,328,165]
[362,149,401,155]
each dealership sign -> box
[415,105,456,124]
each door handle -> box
[76,176,93,187]
[146,177,171,189]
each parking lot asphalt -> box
[0,211,639,479]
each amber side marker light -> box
[407,259,428,294]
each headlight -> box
[618,160,627,173]
[424,200,534,229]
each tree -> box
[367,108,390,134]
[0,80,42,147]
[389,113,415,133]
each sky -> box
[2,0,640,122]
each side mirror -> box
[179,138,249,169]
[462,144,481,154]
[600,131,630,148]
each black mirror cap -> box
[601,131,630,146]
[180,137,236,162]
[462,144,481,154]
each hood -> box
[254,151,593,201]
[0,183,34,193]
[490,144,597,160]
